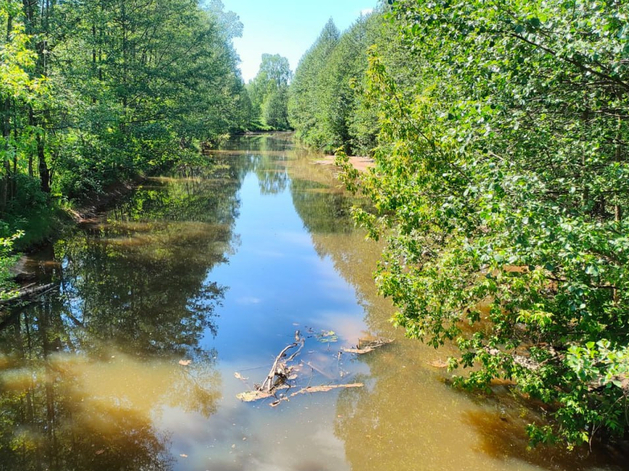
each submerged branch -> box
[342,337,393,354]
[0,282,58,307]
[289,383,364,397]
[260,331,304,393]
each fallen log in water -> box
[0,282,58,306]
[238,382,365,404]
[237,389,277,402]
[342,337,393,355]
[289,383,364,397]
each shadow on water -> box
[330,344,628,471]
[461,393,629,471]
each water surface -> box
[0,133,625,471]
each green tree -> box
[288,19,340,144]
[287,9,404,155]
[317,13,383,154]
[0,1,49,209]
[53,0,248,192]
[247,53,291,130]
[0,0,250,218]
[340,0,629,448]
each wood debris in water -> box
[0,282,58,307]
[259,331,304,393]
[342,337,393,355]
[236,331,304,403]
[236,330,394,405]
[237,390,275,402]
[429,359,449,369]
[289,383,364,397]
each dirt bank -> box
[315,155,374,172]
[66,179,140,223]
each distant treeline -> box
[288,11,388,156]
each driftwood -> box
[236,330,373,405]
[238,382,364,404]
[259,331,304,393]
[237,389,276,402]
[265,383,365,406]
[0,282,57,306]
[236,331,396,405]
[342,337,393,355]
[289,383,363,397]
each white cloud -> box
[235,296,262,305]
[360,8,374,16]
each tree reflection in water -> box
[0,159,241,470]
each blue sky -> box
[219,0,378,82]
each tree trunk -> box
[37,133,50,193]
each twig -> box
[306,361,334,379]
[260,331,303,393]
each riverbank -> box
[315,154,374,172]
[0,176,144,306]
[65,179,140,223]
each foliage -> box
[288,8,413,156]
[0,0,250,221]
[0,229,22,294]
[288,19,340,148]
[247,54,292,130]
[338,0,629,448]
[315,15,380,154]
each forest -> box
[2,0,629,453]
[0,0,250,251]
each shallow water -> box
[0,133,626,471]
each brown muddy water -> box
[0,133,626,471]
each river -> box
[0,133,625,471]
